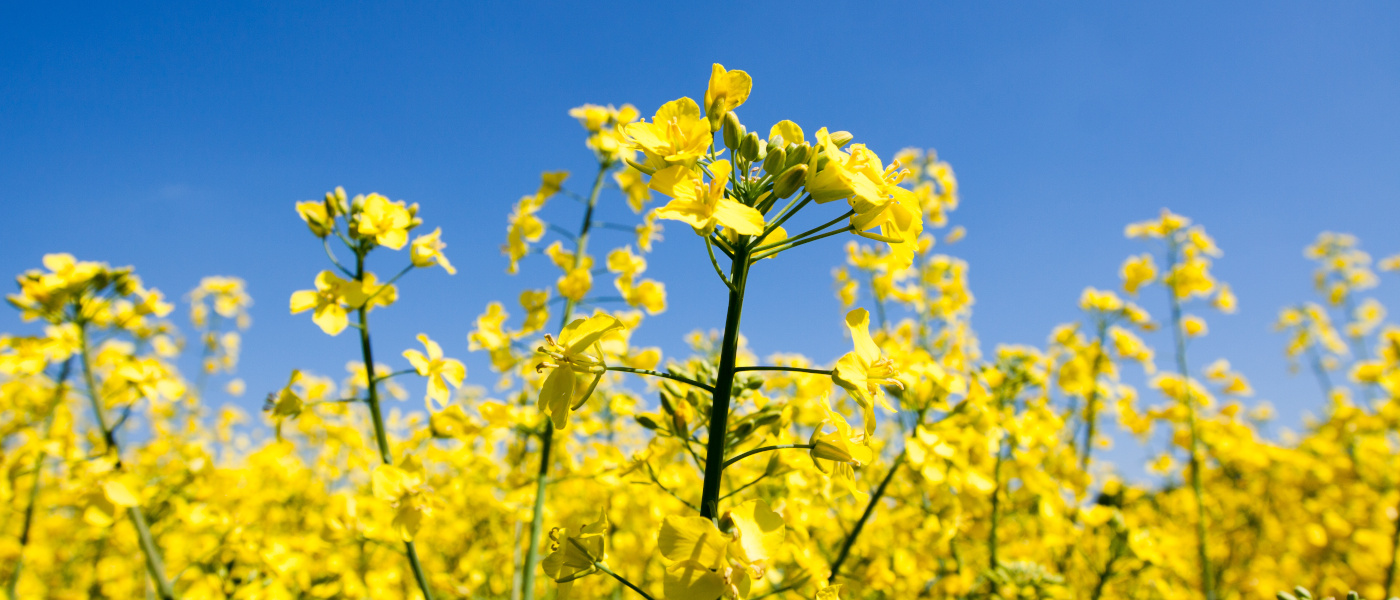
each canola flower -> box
[5,62,1400,600]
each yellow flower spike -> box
[650,159,765,238]
[536,314,625,429]
[832,308,903,437]
[355,193,414,250]
[409,227,456,275]
[289,271,353,335]
[558,267,593,301]
[704,63,752,131]
[403,334,466,411]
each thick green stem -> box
[521,160,611,599]
[1166,241,1216,600]
[78,324,177,600]
[352,252,436,600]
[700,241,752,519]
[988,435,1006,571]
[829,452,906,581]
[6,360,72,600]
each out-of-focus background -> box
[3,2,1398,476]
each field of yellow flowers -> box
[4,64,1400,600]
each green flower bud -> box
[829,130,854,148]
[722,111,744,152]
[762,146,786,175]
[739,132,761,162]
[773,164,808,199]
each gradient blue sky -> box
[4,2,1398,472]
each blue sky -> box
[3,2,1399,472]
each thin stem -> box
[759,194,812,242]
[1166,238,1216,600]
[323,237,355,277]
[733,366,832,376]
[6,360,72,600]
[829,452,907,581]
[720,472,771,501]
[720,444,814,470]
[705,237,737,293]
[750,226,855,262]
[78,324,176,600]
[605,366,715,393]
[373,368,418,383]
[751,209,854,255]
[594,562,656,600]
[352,250,437,600]
[522,158,612,600]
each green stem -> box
[522,159,612,600]
[750,209,854,255]
[700,241,752,519]
[605,366,715,393]
[594,562,656,600]
[750,226,855,262]
[988,433,1006,571]
[829,452,907,581]
[353,251,437,600]
[6,359,72,600]
[1166,239,1216,600]
[720,444,814,470]
[78,324,176,600]
[733,366,832,376]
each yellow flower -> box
[1121,253,1157,295]
[703,63,752,130]
[1182,314,1208,337]
[658,499,785,600]
[624,97,712,168]
[371,455,431,542]
[542,513,609,597]
[535,314,624,429]
[403,334,466,410]
[832,308,902,437]
[289,271,354,335]
[356,193,415,250]
[650,159,764,238]
[409,227,456,275]
[295,199,334,237]
[558,267,593,301]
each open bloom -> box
[409,227,455,274]
[356,193,416,249]
[535,314,624,429]
[650,159,764,238]
[659,499,785,600]
[403,334,465,410]
[832,308,903,437]
[371,455,432,542]
[624,97,712,169]
[542,513,609,598]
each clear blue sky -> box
[4,2,1398,471]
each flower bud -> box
[786,143,811,169]
[723,112,744,152]
[810,438,859,464]
[829,130,854,148]
[635,414,660,430]
[773,164,808,199]
[707,96,727,132]
[762,147,786,175]
[739,132,761,162]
